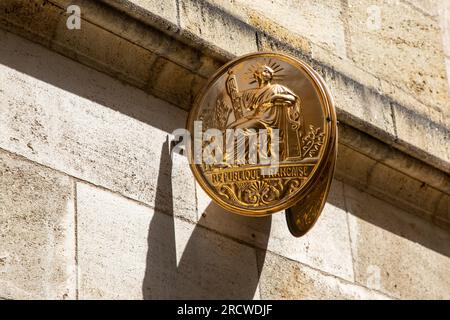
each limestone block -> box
[196,180,355,282]
[442,4,450,57]
[77,182,260,299]
[0,0,61,47]
[195,181,273,249]
[101,0,179,27]
[345,185,450,299]
[258,251,390,300]
[336,142,446,223]
[335,143,377,188]
[52,11,157,88]
[392,103,450,173]
[325,70,396,142]
[346,0,450,113]
[147,56,207,110]
[1,0,211,111]
[434,194,450,228]
[179,0,258,57]
[368,161,444,218]
[338,123,450,194]
[0,150,75,299]
[0,29,196,222]
[53,0,215,87]
[235,0,347,57]
[256,36,397,145]
[407,0,442,17]
[64,0,224,78]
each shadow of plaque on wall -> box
[142,138,271,299]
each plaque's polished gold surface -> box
[187,52,337,236]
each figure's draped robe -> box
[226,83,300,164]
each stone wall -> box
[0,0,449,299]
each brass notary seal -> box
[186,52,337,236]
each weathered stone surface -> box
[0,150,75,299]
[77,182,260,299]
[70,0,222,77]
[236,0,347,57]
[434,194,450,228]
[407,0,442,17]
[392,103,450,172]
[101,0,179,27]
[179,0,258,57]
[52,9,157,88]
[146,56,207,110]
[446,58,450,92]
[324,69,396,143]
[336,142,448,227]
[0,0,61,47]
[2,0,448,175]
[256,28,311,58]
[335,143,377,188]
[338,123,450,194]
[345,185,450,299]
[441,4,450,57]
[346,0,450,113]
[0,29,196,222]
[197,180,355,282]
[368,161,444,218]
[51,0,209,110]
[258,251,390,300]
[0,0,212,111]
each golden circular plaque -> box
[187,52,337,236]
